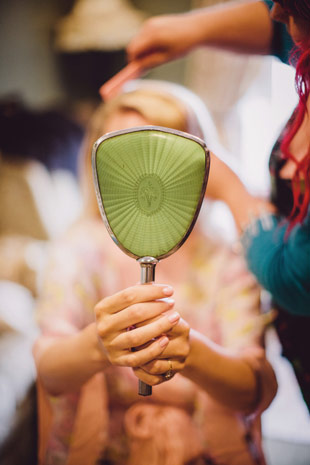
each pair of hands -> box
[95,284,190,385]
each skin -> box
[127,1,273,71]
[34,110,276,412]
[127,0,309,70]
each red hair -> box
[276,0,310,229]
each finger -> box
[141,358,183,375]
[114,298,175,330]
[128,52,170,71]
[132,367,164,386]
[118,336,169,367]
[126,28,156,60]
[95,284,174,317]
[156,340,189,361]
[133,305,176,328]
[97,299,175,340]
[154,321,191,360]
[113,312,180,350]
[99,62,142,101]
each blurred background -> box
[0,1,309,464]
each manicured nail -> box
[159,336,169,348]
[162,286,174,296]
[168,312,180,323]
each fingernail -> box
[159,336,169,347]
[162,286,173,296]
[168,312,180,323]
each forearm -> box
[187,0,273,55]
[182,330,258,411]
[207,153,274,232]
[34,323,110,396]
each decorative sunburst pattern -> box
[95,129,207,258]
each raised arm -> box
[127,1,273,71]
[207,152,276,232]
[207,153,310,316]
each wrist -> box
[86,323,111,370]
[182,329,203,377]
[184,10,211,49]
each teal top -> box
[262,0,294,64]
[241,209,310,316]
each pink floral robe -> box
[35,217,277,465]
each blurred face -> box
[88,109,150,215]
[104,109,149,134]
[271,2,309,45]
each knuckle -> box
[152,376,164,386]
[128,304,143,321]
[127,331,140,348]
[96,321,108,338]
[122,288,136,306]
[107,337,118,351]
[178,341,190,359]
[148,343,161,360]
[94,303,102,319]
[143,361,157,374]
[183,320,190,336]
[124,352,139,368]
[148,378,160,386]
[94,299,109,320]
[131,352,140,368]
[146,363,155,374]
[149,364,160,375]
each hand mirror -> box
[92,126,210,395]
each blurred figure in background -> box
[0,98,84,294]
[0,98,84,465]
[34,81,276,465]
[0,98,84,175]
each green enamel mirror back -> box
[92,126,210,260]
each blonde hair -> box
[79,88,189,217]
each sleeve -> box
[261,0,294,64]
[241,210,310,316]
[210,246,277,409]
[35,238,100,337]
[34,234,109,465]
